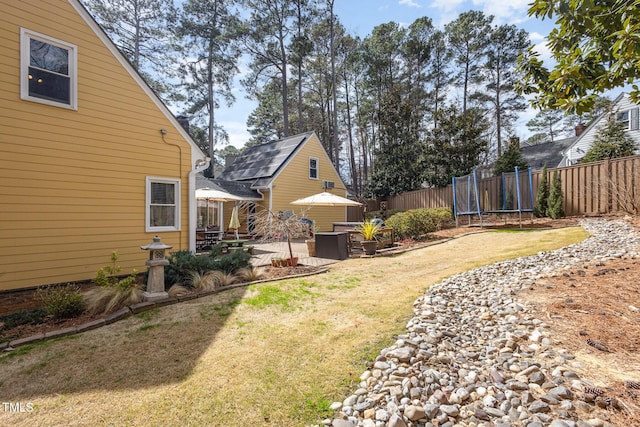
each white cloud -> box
[528,31,546,42]
[532,40,553,64]
[428,0,467,27]
[218,120,252,148]
[471,0,531,25]
[399,0,421,7]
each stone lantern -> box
[140,235,172,301]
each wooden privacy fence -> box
[376,155,640,217]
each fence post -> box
[605,158,612,213]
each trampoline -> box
[452,167,534,227]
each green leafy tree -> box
[245,79,288,146]
[424,105,490,187]
[534,165,549,217]
[290,0,317,134]
[178,0,242,177]
[526,109,565,144]
[581,111,637,163]
[546,170,564,219]
[561,96,612,136]
[476,24,530,156]
[493,138,528,175]
[401,17,435,121]
[83,0,180,99]
[369,87,425,197]
[517,0,640,114]
[240,0,301,138]
[425,30,452,129]
[445,11,493,113]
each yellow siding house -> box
[216,131,349,233]
[0,0,208,292]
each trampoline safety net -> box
[453,167,534,220]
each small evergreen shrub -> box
[84,251,143,315]
[0,309,47,331]
[385,207,453,240]
[212,250,252,275]
[534,166,549,217]
[163,246,251,289]
[547,170,565,219]
[164,250,221,287]
[94,251,139,291]
[36,284,85,319]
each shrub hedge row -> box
[385,207,453,240]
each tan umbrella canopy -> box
[195,187,244,202]
[196,188,243,229]
[290,191,362,207]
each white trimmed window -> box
[309,157,318,179]
[616,110,630,130]
[20,28,77,109]
[146,177,181,232]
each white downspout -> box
[189,159,209,252]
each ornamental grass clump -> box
[235,267,265,283]
[84,251,143,315]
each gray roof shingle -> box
[217,132,312,186]
[521,136,576,169]
[196,174,262,200]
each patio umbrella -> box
[195,188,244,202]
[229,205,241,239]
[290,191,362,207]
[196,188,243,228]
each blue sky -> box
[216,0,556,148]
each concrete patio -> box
[247,238,340,267]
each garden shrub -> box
[386,207,453,240]
[84,251,143,315]
[547,170,565,219]
[212,250,252,274]
[534,166,549,217]
[94,251,139,290]
[0,309,47,332]
[36,284,85,319]
[163,245,251,289]
[164,250,220,287]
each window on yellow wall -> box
[309,157,318,179]
[20,28,77,110]
[146,177,181,232]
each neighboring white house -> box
[562,92,640,165]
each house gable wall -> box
[271,133,348,232]
[565,93,640,164]
[0,0,198,291]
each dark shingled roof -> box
[196,174,262,200]
[217,132,313,186]
[521,136,576,170]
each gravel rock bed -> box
[326,218,639,427]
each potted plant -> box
[356,220,381,256]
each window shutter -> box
[632,108,639,130]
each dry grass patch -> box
[0,227,587,426]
